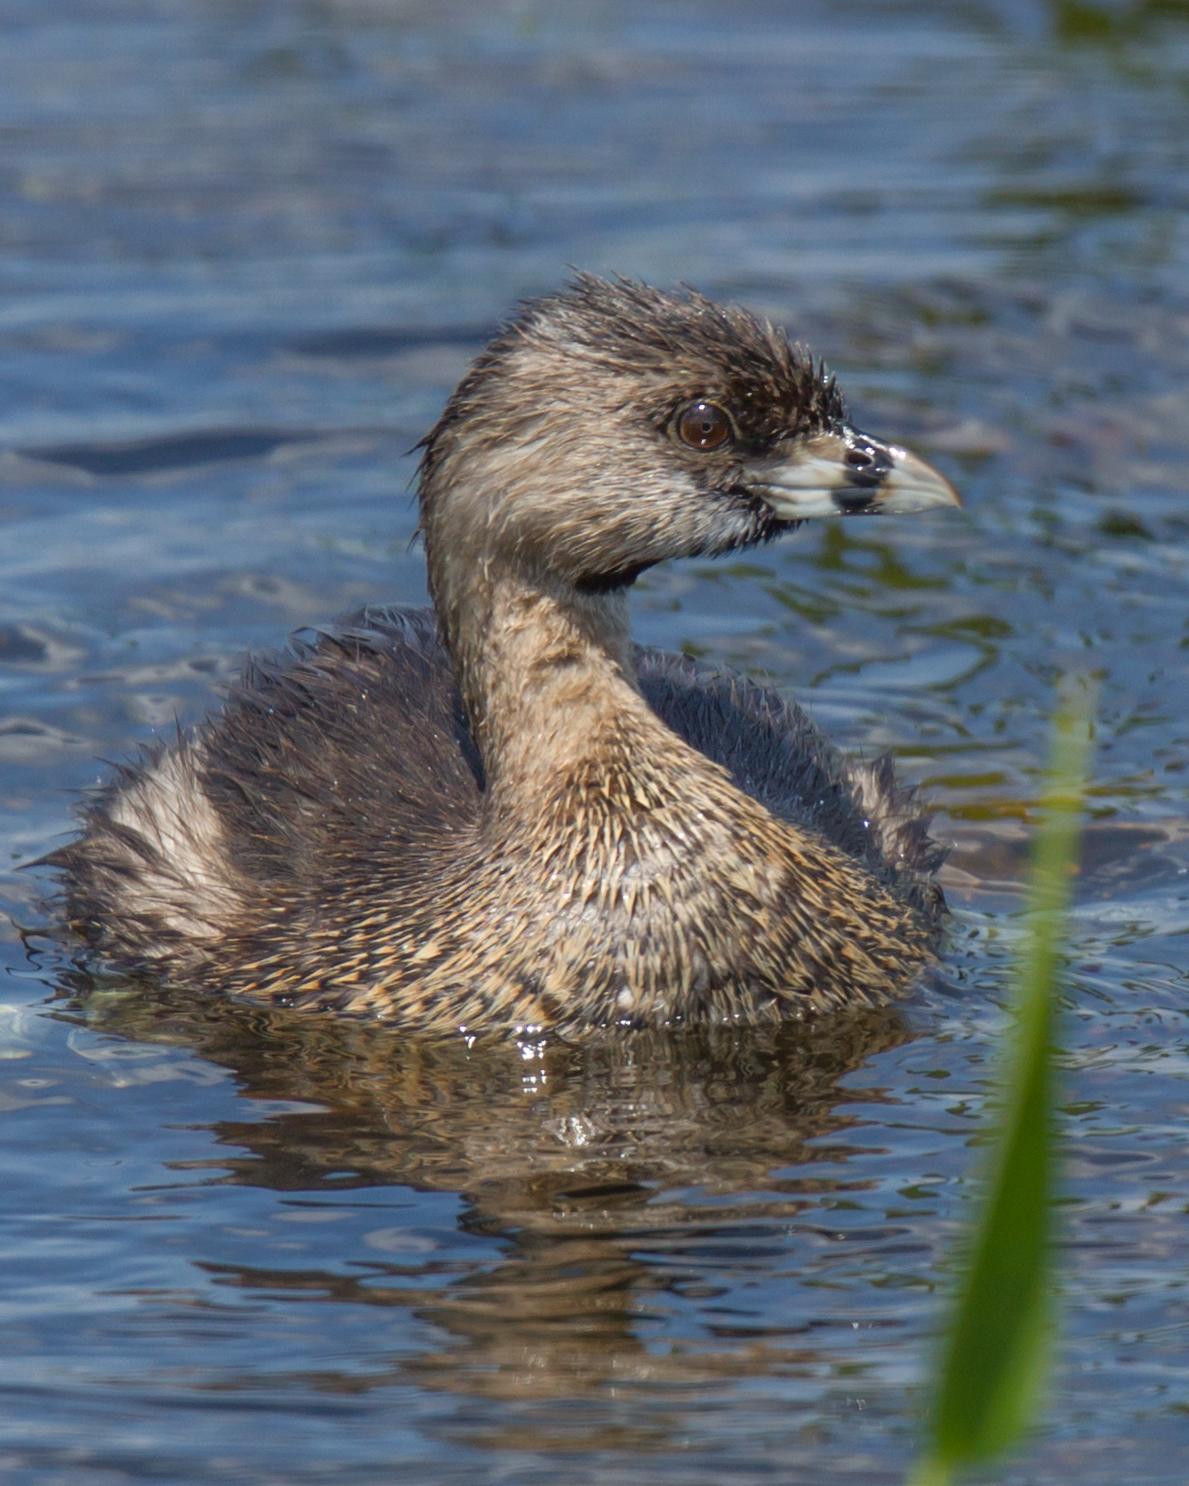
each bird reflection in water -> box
[62,973,918,1452]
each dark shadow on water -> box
[24,426,323,477]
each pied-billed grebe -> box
[48,276,959,1030]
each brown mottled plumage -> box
[45,276,960,1030]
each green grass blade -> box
[912,684,1094,1483]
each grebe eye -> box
[676,400,732,451]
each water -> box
[1,1,1187,1480]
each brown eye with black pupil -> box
[677,400,732,451]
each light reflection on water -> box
[1,0,1187,1481]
